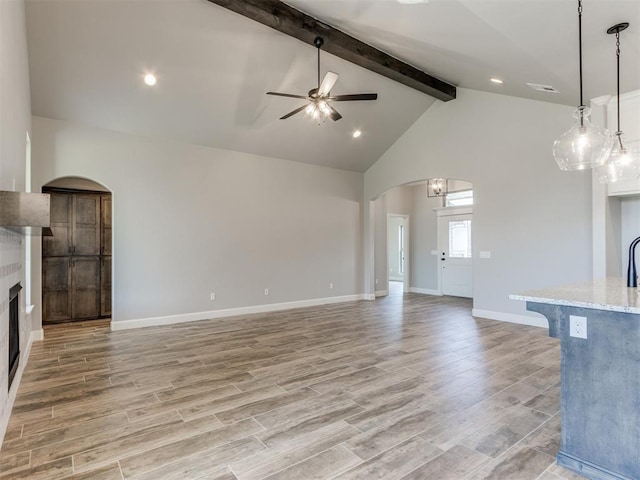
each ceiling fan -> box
[267,37,378,121]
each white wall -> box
[30,116,364,329]
[410,185,441,292]
[373,186,412,293]
[0,0,34,447]
[364,88,592,326]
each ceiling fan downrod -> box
[265,35,377,122]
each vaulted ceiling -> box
[25,0,640,172]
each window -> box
[449,220,472,258]
[446,190,473,207]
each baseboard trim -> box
[410,287,442,296]
[375,290,388,297]
[472,308,548,329]
[557,451,630,480]
[111,294,368,331]
[0,328,42,449]
[30,329,44,342]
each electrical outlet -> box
[569,315,587,339]
[210,293,215,301]
[329,283,333,289]
[264,288,269,296]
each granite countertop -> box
[509,277,640,315]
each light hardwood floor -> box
[1,292,586,479]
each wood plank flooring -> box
[1,292,586,479]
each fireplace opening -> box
[9,282,22,391]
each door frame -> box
[436,206,473,296]
[41,185,113,324]
[387,213,410,293]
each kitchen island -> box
[511,278,640,480]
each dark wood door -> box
[42,188,112,324]
[100,195,112,316]
[71,257,101,319]
[101,196,112,256]
[43,257,72,322]
[73,195,101,256]
[43,193,72,257]
[101,256,112,317]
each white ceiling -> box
[25,0,640,173]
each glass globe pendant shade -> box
[596,133,640,184]
[552,106,613,171]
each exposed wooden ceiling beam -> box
[206,0,456,102]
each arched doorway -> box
[372,178,473,299]
[41,177,112,324]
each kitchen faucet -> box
[629,236,640,288]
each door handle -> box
[441,258,446,261]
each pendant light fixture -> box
[552,0,612,171]
[596,22,640,184]
[427,178,448,197]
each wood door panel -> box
[43,257,72,322]
[101,256,112,317]
[43,193,72,256]
[73,195,100,255]
[50,192,71,223]
[101,196,112,255]
[71,257,100,319]
[43,257,71,289]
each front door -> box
[438,213,473,298]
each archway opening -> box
[41,177,112,324]
[371,178,473,299]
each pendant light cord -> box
[615,30,623,147]
[578,0,584,108]
[317,45,321,91]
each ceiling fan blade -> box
[279,104,309,120]
[329,93,378,101]
[318,72,339,96]
[267,92,309,100]
[328,104,342,121]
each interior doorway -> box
[387,214,409,293]
[438,208,473,298]
[42,177,112,324]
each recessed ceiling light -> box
[397,0,429,4]
[490,78,503,84]
[144,73,157,86]
[353,130,362,138]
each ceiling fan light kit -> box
[552,0,612,172]
[266,36,378,123]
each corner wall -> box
[364,88,592,325]
[30,116,364,330]
[0,0,35,446]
